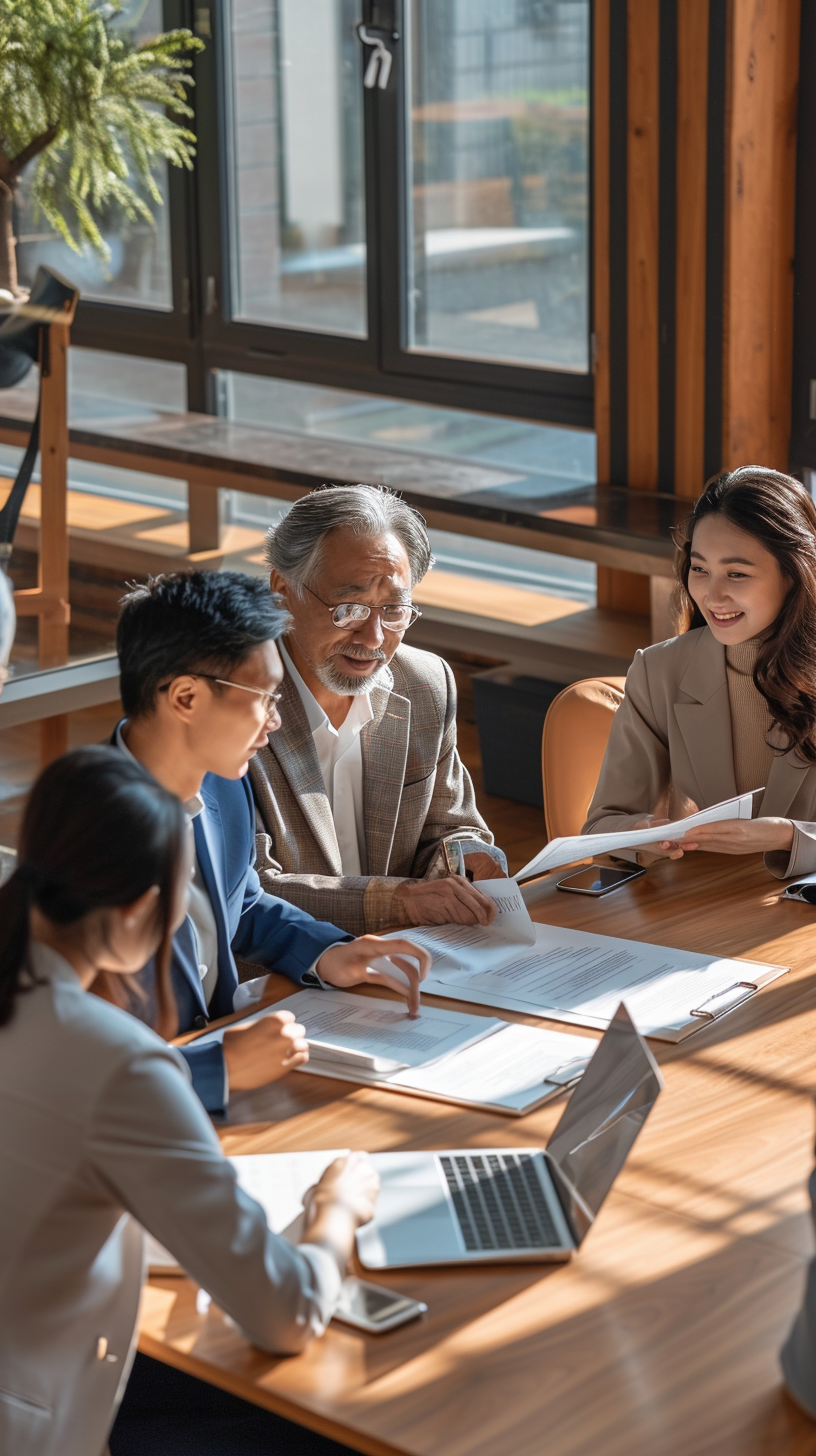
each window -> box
[15,0,175,312]
[223,0,367,335]
[194,0,592,425]
[13,0,595,509]
[406,0,589,371]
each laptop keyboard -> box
[439,1153,561,1252]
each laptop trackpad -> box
[357,1178,462,1268]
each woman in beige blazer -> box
[584,467,816,879]
[0,747,378,1456]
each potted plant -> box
[0,0,202,300]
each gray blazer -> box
[249,643,494,933]
[0,944,341,1456]
[583,626,816,879]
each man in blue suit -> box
[114,570,429,1112]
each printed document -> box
[384,919,786,1042]
[515,790,758,880]
[186,980,597,1114]
[264,988,596,1113]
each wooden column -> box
[626,0,660,493]
[187,481,222,553]
[593,0,611,489]
[722,0,800,469]
[38,320,71,761]
[675,0,709,499]
[597,0,658,619]
[12,316,74,762]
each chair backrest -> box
[541,677,627,842]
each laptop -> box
[356,1002,663,1268]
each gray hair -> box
[264,484,434,596]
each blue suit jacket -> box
[113,731,350,1111]
[179,773,350,1109]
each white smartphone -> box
[557,863,645,896]
[332,1277,427,1333]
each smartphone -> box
[556,864,645,896]
[332,1277,427,1334]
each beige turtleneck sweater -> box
[725,638,775,795]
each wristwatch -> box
[441,837,508,880]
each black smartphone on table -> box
[556,864,645,896]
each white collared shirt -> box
[114,721,219,1006]
[280,641,372,877]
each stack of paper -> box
[189,983,596,1116]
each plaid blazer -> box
[249,643,494,934]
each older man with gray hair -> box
[249,484,507,935]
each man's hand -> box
[463,851,507,881]
[392,875,498,928]
[316,934,432,1017]
[222,1009,309,1093]
[677,817,793,856]
[632,816,699,860]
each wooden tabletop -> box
[139,853,816,1456]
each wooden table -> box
[139,853,816,1456]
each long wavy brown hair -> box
[673,466,816,763]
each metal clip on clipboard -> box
[544,1057,593,1088]
[689,981,757,1021]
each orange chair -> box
[541,677,627,842]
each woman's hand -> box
[305,1152,380,1227]
[632,817,699,860]
[300,1152,381,1273]
[676,817,794,856]
[222,1009,309,1093]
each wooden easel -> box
[12,299,77,762]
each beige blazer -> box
[583,625,816,879]
[249,643,494,933]
[0,944,340,1456]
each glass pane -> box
[226,0,367,336]
[407,0,590,371]
[215,370,595,492]
[0,349,188,510]
[15,0,173,310]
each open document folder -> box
[515,789,759,880]
[380,877,787,1042]
[189,982,597,1116]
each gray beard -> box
[314,654,390,696]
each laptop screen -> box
[544,1002,663,1246]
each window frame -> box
[68,0,595,431]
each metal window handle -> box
[204,276,218,316]
[356,24,395,90]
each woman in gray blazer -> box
[584,467,816,879]
[0,747,379,1456]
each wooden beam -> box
[593,0,611,486]
[626,0,660,491]
[599,0,658,621]
[675,0,709,498]
[722,0,800,469]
